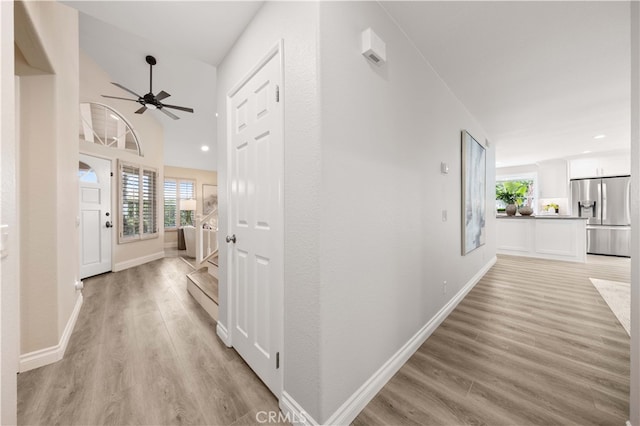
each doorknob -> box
[226,234,236,243]
[105,221,113,228]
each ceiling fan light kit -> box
[101,55,194,120]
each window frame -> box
[80,102,143,156]
[164,177,196,231]
[118,159,159,244]
[495,172,538,214]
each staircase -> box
[186,255,219,321]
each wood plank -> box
[356,254,630,424]
[17,257,279,425]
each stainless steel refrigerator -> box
[570,176,631,257]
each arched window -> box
[79,102,142,156]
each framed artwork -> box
[461,130,486,255]
[203,184,218,215]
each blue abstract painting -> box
[462,130,486,255]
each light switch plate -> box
[1,224,9,259]
[440,162,449,174]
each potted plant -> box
[496,181,528,216]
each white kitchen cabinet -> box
[569,155,630,179]
[496,216,587,262]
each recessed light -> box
[215,112,219,118]
[201,145,209,152]
[594,134,606,139]
[583,150,592,154]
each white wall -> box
[629,2,639,424]
[17,1,80,356]
[0,1,17,423]
[317,2,495,421]
[218,1,497,423]
[79,51,165,269]
[216,1,323,418]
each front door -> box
[79,154,112,279]
[227,43,283,397]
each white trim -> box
[280,391,319,426]
[216,322,231,347]
[186,279,218,321]
[309,257,497,426]
[226,39,285,397]
[113,251,164,272]
[19,293,83,372]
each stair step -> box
[187,268,218,305]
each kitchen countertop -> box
[496,215,588,220]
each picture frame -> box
[202,184,218,215]
[461,130,486,255]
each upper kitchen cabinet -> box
[538,159,569,198]
[569,154,630,179]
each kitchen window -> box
[119,160,158,243]
[164,178,196,229]
[496,174,537,213]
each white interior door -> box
[79,154,112,279]
[227,43,283,397]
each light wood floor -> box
[355,254,631,425]
[17,257,279,425]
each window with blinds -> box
[164,180,177,229]
[164,178,196,229]
[119,160,158,243]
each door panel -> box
[602,176,631,226]
[587,226,631,257]
[79,154,112,279]
[227,45,283,397]
[571,179,601,225]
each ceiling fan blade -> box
[101,95,139,102]
[161,103,194,113]
[134,106,147,114]
[159,108,180,120]
[155,90,171,101]
[111,82,142,98]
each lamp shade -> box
[180,199,197,211]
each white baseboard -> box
[164,242,178,249]
[19,293,83,372]
[287,256,496,425]
[280,391,319,426]
[113,251,164,272]
[216,322,231,347]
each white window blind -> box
[119,160,158,243]
[164,178,195,229]
[164,180,177,229]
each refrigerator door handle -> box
[598,182,605,223]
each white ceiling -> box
[381,1,631,167]
[64,1,263,171]
[65,1,631,170]
[65,1,264,66]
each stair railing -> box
[195,206,218,268]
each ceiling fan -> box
[101,55,194,120]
